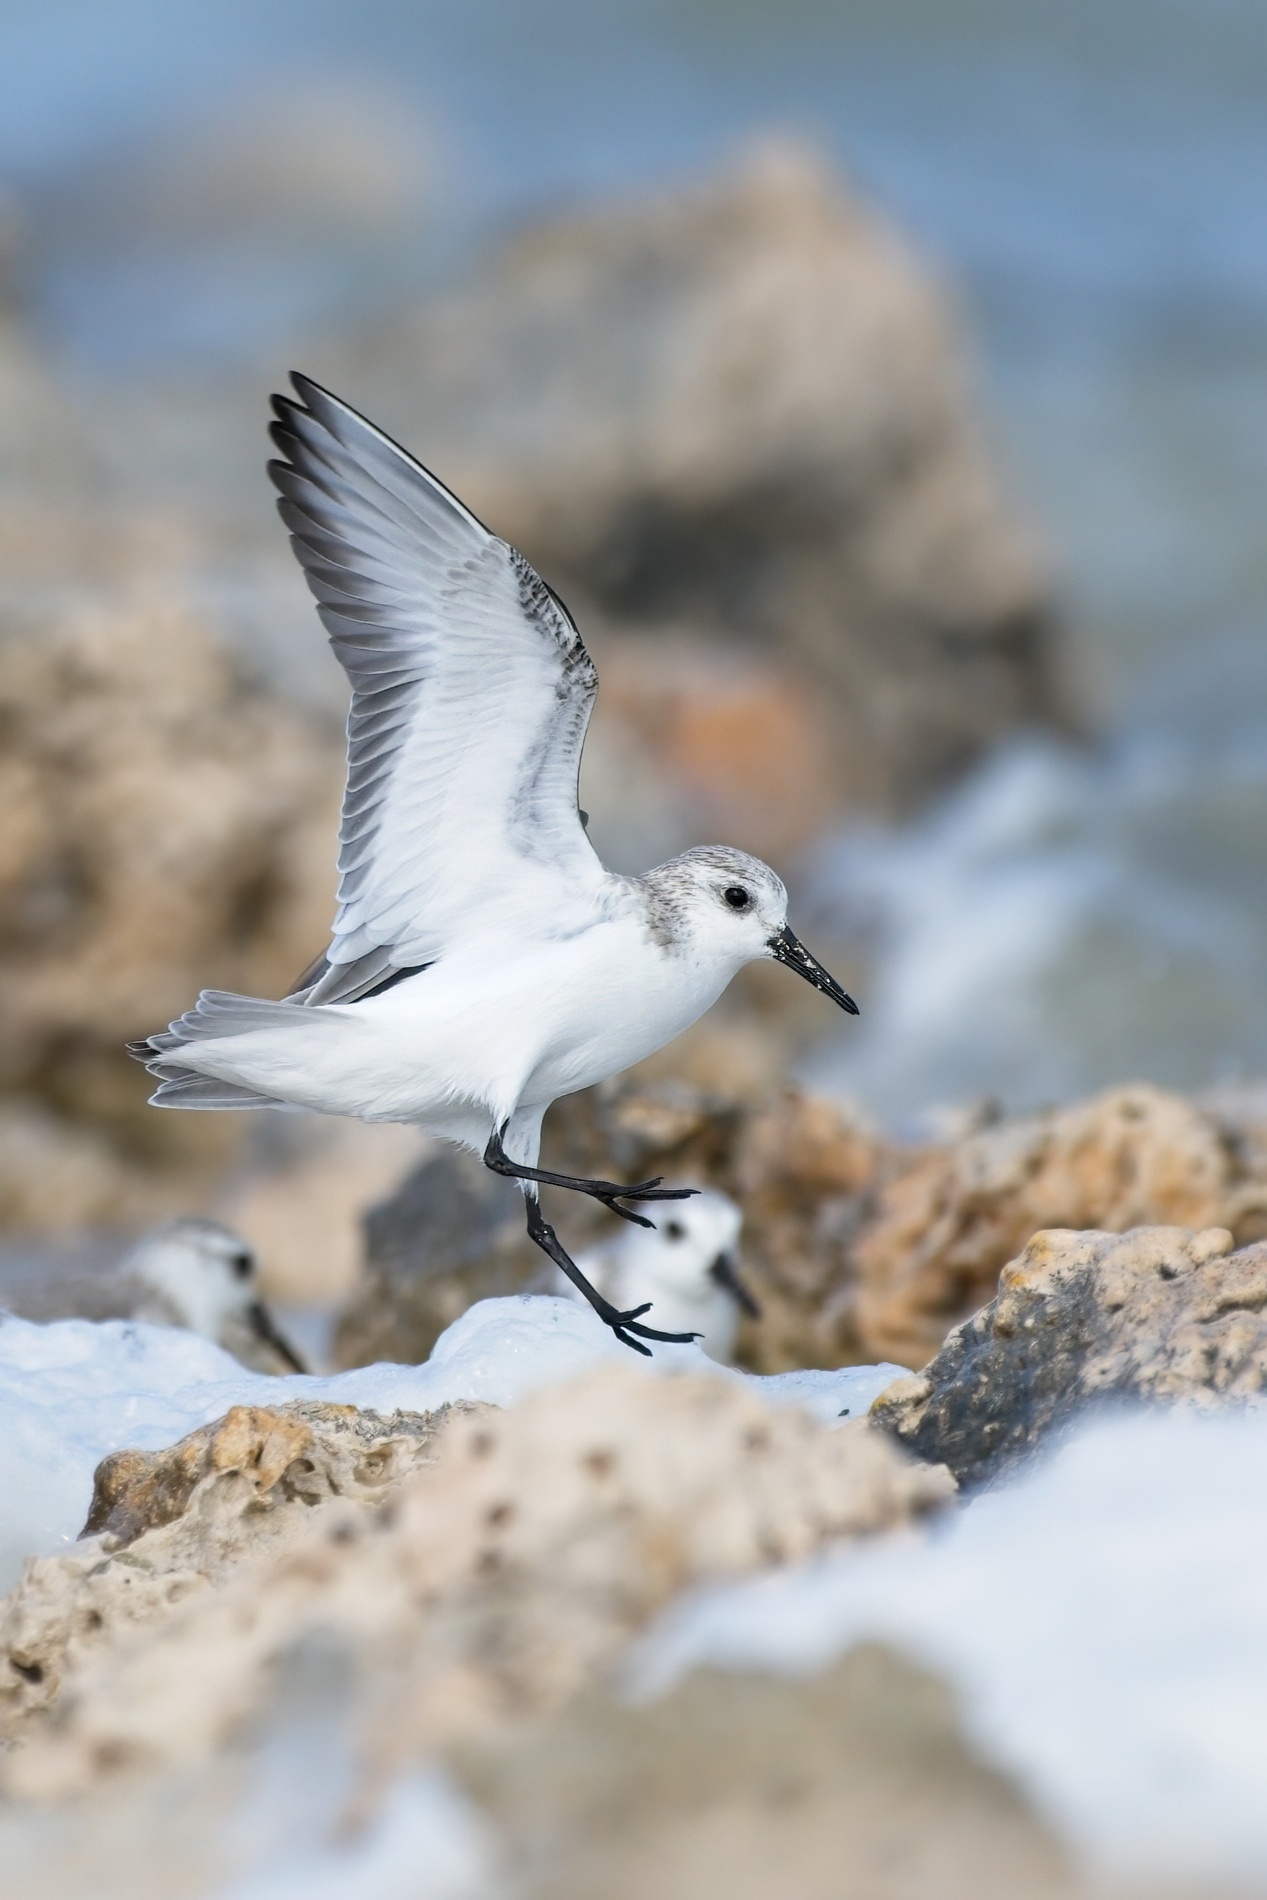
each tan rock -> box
[585,630,849,867]
[0,1638,1216,1900]
[0,590,341,1225]
[853,1083,1252,1366]
[461,1645,1082,1900]
[0,1400,454,1735]
[226,1118,428,1309]
[873,1223,1267,1486]
[2,1370,952,1796]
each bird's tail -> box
[127,990,312,1110]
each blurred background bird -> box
[0,1217,306,1374]
[555,1189,758,1364]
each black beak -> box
[768,924,859,1015]
[708,1251,762,1320]
[247,1299,308,1375]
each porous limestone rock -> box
[871,1223,1267,1486]
[852,1082,1267,1367]
[559,1079,1267,1372]
[1,1369,952,1796]
[0,1400,456,1732]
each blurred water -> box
[1,0,1265,1116]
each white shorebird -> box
[0,1218,306,1374]
[559,1189,758,1364]
[130,375,858,1353]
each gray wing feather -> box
[270,374,603,999]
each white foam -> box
[0,1300,904,1589]
[805,736,1267,1126]
[632,1404,1267,1885]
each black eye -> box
[231,1249,253,1280]
[723,886,751,912]
[664,1220,687,1241]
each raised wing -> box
[269,374,605,1003]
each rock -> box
[225,1117,426,1309]
[323,140,1062,825]
[0,1640,1179,1900]
[0,1399,459,1734]
[338,1079,1267,1379]
[332,1083,884,1373]
[551,1078,1267,1373]
[871,1223,1267,1487]
[459,1644,1081,1900]
[0,589,341,1226]
[853,1082,1264,1367]
[728,1091,886,1371]
[333,1146,542,1368]
[1,1369,952,1795]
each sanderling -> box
[130,374,857,1353]
[0,1217,306,1374]
[559,1189,758,1364]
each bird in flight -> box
[130,376,858,1353]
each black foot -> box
[522,1194,700,1357]
[589,1294,702,1357]
[582,1175,697,1229]
[484,1126,699,1229]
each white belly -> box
[174,919,736,1141]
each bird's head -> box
[622,1189,746,1299]
[127,1218,306,1371]
[129,1217,257,1333]
[642,846,858,1015]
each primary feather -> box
[270,373,605,1004]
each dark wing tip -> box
[289,369,326,405]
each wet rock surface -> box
[872,1222,1267,1487]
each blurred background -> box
[0,0,1265,1301]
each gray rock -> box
[871,1223,1265,1487]
[333,1146,539,1368]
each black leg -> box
[524,1195,700,1356]
[484,1124,697,1228]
